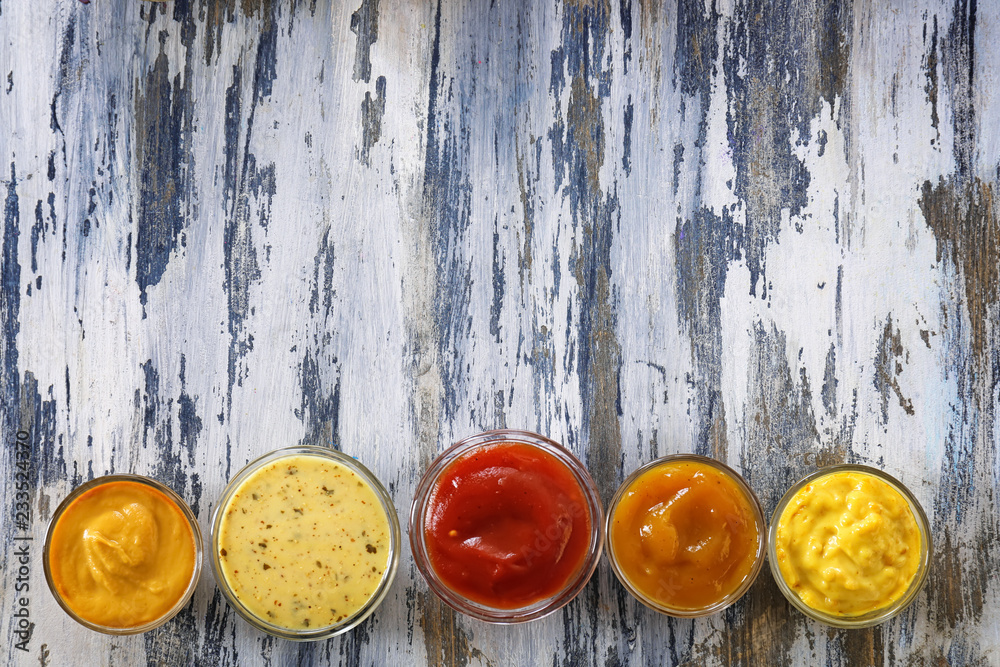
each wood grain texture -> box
[1,0,998,664]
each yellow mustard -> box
[217,455,390,630]
[48,480,197,628]
[775,471,922,616]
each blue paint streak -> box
[489,218,505,342]
[622,95,633,175]
[2,163,21,435]
[135,49,191,307]
[422,0,476,423]
[223,7,279,412]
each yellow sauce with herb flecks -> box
[217,455,390,630]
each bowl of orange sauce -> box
[606,454,765,616]
[43,475,202,634]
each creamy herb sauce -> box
[217,455,390,630]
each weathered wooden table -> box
[2,0,997,664]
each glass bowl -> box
[44,474,203,634]
[409,429,604,623]
[605,454,766,617]
[210,446,400,640]
[768,464,932,628]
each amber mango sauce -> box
[610,460,761,610]
[217,455,391,630]
[423,442,592,608]
[47,480,196,628]
[775,471,922,616]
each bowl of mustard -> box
[210,446,400,640]
[768,464,931,627]
[43,475,203,634]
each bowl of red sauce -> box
[409,429,604,623]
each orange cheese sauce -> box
[610,460,761,610]
[47,480,197,628]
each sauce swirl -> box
[47,480,197,628]
[609,459,761,611]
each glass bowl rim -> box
[604,453,767,618]
[43,473,204,635]
[767,463,933,628]
[408,428,605,623]
[209,445,401,641]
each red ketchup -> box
[423,441,592,608]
